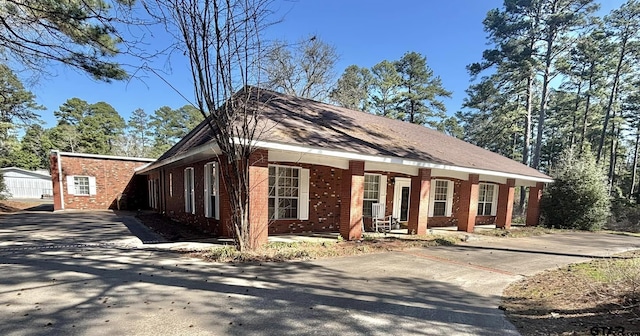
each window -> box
[477,183,497,216]
[184,168,195,214]
[66,176,96,196]
[269,166,299,219]
[148,178,159,209]
[429,179,453,217]
[74,176,90,196]
[169,173,173,197]
[204,162,219,219]
[363,174,381,217]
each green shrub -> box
[540,149,610,231]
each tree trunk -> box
[532,32,555,170]
[571,81,582,147]
[519,73,535,214]
[630,129,640,199]
[579,63,594,155]
[597,35,627,162]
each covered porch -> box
[259,147,551,243]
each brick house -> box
[50,151,155,211]
[137,88,552,247]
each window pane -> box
[433,202,446,216]
[363,200,375,217]
[74,176,90,195]
[268,198,275,219]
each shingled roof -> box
[153,87,550,181]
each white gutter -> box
[136,137,553,183]
[53,150,64,210]
[135,142,221,174]
[247,139,553,183]
[56,151,156,162]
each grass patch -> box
[190,235,463,263]
[475,226,560,238]
[502,250,640,335]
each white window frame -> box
[148,178,159,209]
[204,162,220,220]
[66,175,96,196]
[268,165,309,220]
[429,179,453,217]
[184,167,195,214]
[477,183,498,216]
[363,173,387,217]
[169,172,173,197]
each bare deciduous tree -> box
[262,35,338,101]
[148,0,275,251]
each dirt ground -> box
[503,250,640,336]
[0,200,44,213]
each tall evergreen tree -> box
[370,60,402,118]
[330,65,372,111]
[394,52,451,127]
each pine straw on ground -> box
[134,212,464,263]
[0,200,38,213]
[187,235,462,263]
[475,226,563,238]
[502,250,640,336]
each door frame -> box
[392,177,411,222]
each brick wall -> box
[53,154,150,211]
[269,163,343,234]
[159,158,222,234]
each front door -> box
[392,178,411,222]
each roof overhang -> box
[137,138,552,184]
[52,150,156,162]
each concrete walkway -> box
[0,211,638,335]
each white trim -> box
[88,176,97,196]
[169,173,173,197]
[204,162,220,220]
[137,137,552,183]
[392,177,411,221]
[54,151,64,209]
[52,150,155,162]
[478,183,499,216]
[67,175,92,196]
[429,179,453,217]
[299,168,310,220]
[247,139,553,183]
[268,165,303,220]
[184,167,195,214]
[135,143,221,174]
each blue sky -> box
[29,0,625,129]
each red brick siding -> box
[268,163,343,234]
[53,154,149,210]
[159,159,222,234]
[50,154,62,211]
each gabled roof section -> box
[150,87,551,181]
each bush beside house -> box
[540,149,610,231]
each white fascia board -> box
[52,150,156,162]
[246,139,554,183]
[135,142,221,174]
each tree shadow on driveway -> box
[0,244,519,336]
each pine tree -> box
[394,51,451,127]
[370,60,402,118]
[330,65,372,111]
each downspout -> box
[54,150,64,210]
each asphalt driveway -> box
[0,211,638,336]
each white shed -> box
[0,167,53,199]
